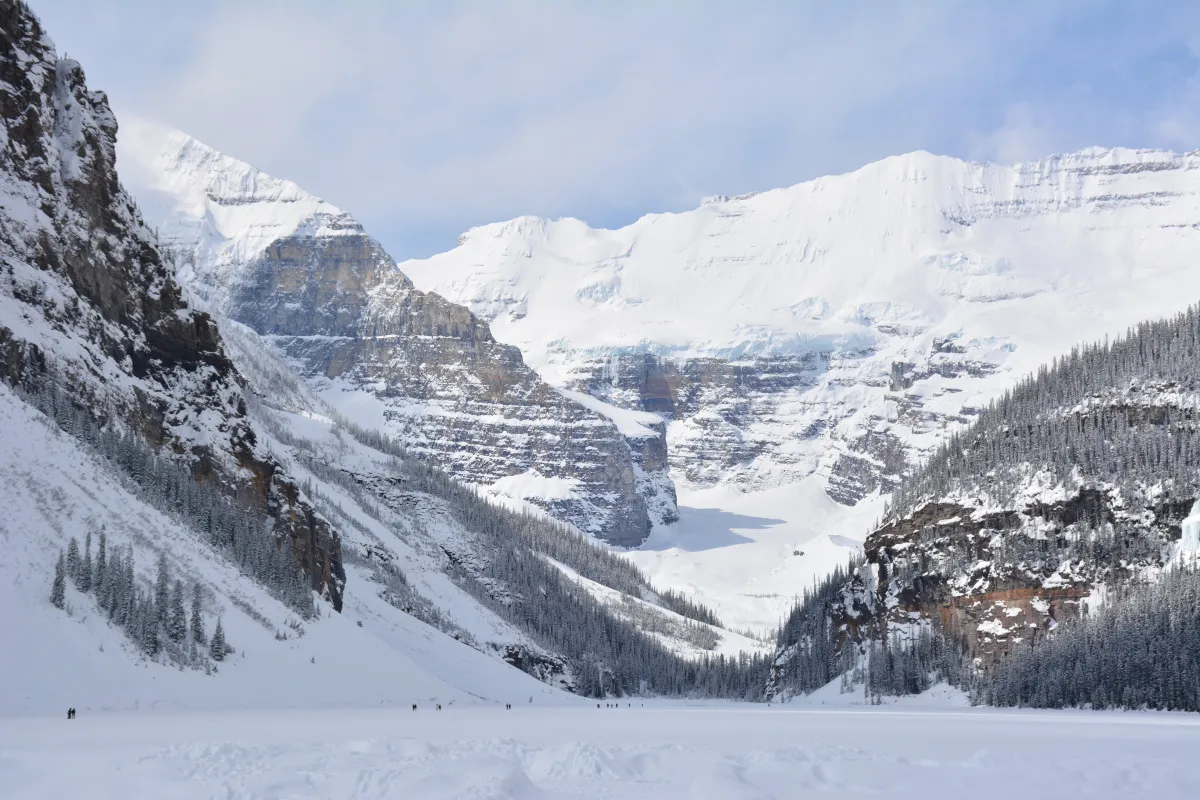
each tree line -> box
[19,362,316,619]
[51,529,231,669]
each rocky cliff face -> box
[851,493,1181,662]
[399,149,1200,509]
[0,1,343,607]
[119,126,671,545]
[832,329,1200,661]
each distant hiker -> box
[436,704,441,711]
[66,708,71,720]
[412,704,417,711]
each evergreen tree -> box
[210,618,227,661]
[189,583,205,645]
[79,531,92,593]
[50,550,66,609]
[120,554,135,628]
[155,552,169,625]
[140,593,160,657]
[66,537,80,586]
[93,531,106,596]
[168,580,186,643]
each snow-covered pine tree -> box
[66,537,80,586]
[210,618,226,661]
[94,531,106,596]
[104,547,122,619]
[168,580,186,643]
[79,531,92,593]
[139,591,159,657]
[154,552,169,625]
[189,583,205,645]
[50,550,66,609]
[120,554,135,628]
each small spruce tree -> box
[93,531,106,595]
[210,618,227,662]
[154,552,169,625]
[66,537,80,586]
[189,583,206,645]
[79,531,92,593]
[51,551,66,609]
[168,580,186,643]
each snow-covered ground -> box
[626,479,884,634]
[5,703,1199,799]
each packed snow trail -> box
[4,704,1199,799]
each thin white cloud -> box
[967,104,1058,165]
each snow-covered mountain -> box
[2,2,765,713]
[398,148,1200,508]
[118,122,675,546]
[0,2,546,710]
[120,117,1200,633]
[0,2,351,606]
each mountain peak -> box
[117,121,362,305]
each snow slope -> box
[625,479,883,633]
[0,383,562,716]
[6,704,1200,798]
[402,147,1200,379]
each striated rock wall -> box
[563,346,988,500]
[225,230,658,545]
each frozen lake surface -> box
[4,703,1199,798]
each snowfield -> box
[626,479,884,634]
[4,704,1200,799]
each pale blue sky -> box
[32,1,1200,259]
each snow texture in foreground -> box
[4,704,1199,799]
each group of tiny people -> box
[66,707,77,719]
[410,697,537,711]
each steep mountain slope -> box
[118,122,675,546]
[2,1,764,712]
[852,307,1200,660]
[398,148,1200,510]
[216,321,768,682]
[0,380,566,715]
[0,0,563,711]
[0,0,343,606]
[768,305,1200,704]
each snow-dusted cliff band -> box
[118,123,676,546]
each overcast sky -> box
[32,0,1200,259]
